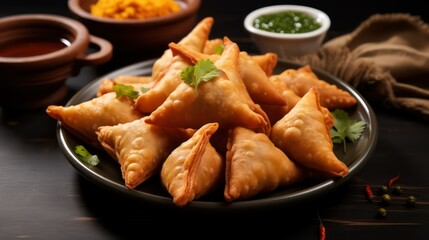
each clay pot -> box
[0,14,112,110]
[68,0,201,55]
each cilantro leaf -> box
[181,65,196,86]
[140,86,149,93]
[114,84,139,99]
[180,59,221,93]
[330,109,366,153]
[214,44,224,55]
[75,145,100,166]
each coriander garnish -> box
[214,44,224,55]
[113,84,139,99]
[75,145,100,166]
[140,86,149,93]
[330,109,366,153]
[180,59,221,93]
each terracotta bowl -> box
[0,14,112,110]
[68,0,201,56]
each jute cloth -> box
[285,13,429,119]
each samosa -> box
[161,122,224,207]
[270,87,349,177]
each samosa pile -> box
[46,17,358,207]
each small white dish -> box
[244,5,330,58]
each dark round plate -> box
[57,59,378,212]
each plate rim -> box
[57,58,378,212]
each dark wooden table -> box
[1,1,428,239]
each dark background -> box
[1,1,428,239]
[1,0,428,41]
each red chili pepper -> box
[319,224,326,240]
[317,212,326,240]
[365,183,374,202]
[388,175,400,187]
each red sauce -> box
[0,38,70,58]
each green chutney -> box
[253,11,321,34]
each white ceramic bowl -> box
[244,5,330,58]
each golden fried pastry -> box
[270,87,349,177]
[169,40,285,106]
[161,122,224,207]
[135,18,215,114]
[262,75,301,124]
[250,52,278,77]
[224,126,308,202]
[145,37,270,134]
[135,53,192,113]
[96,117,193,189]
[151,17,214,80]
[263,75,334,130]
[276,65,357,110]
[238,51,285,105]
[203,38,223,54]
[204,38,278,78]
[96,75,153,97]
[46,92,144,148]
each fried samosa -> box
[96,75,153,97]
[250,52,278,77]
[224,126,308,202]
[151,17,214,80]
[46,92,144,148]
[261,75,301,124]
[276,65,357,110]
[238,51,285,105]
[270,87,349,177]
[96,117,193,189]
[161,122,224,207]
[263,75,334,130]
[135,53,192,113]
[145,37,270,134]
[203,38,278,78]
[203,38,223,54]
[169,39,285,106]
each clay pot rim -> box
[0,14,89,64]
[68,0,201,26]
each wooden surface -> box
[1,1,428,239]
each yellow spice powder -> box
[90,0,181,20]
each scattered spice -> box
[393,185,403,194]
[378,185,389,194]
[317,212,326,240]
[365,183,374,202]
[406,196,416,207]
[388,175,400,187]
[90,0,181,20]
[377,208,387,218]
[363,175,418,219]
[381,194,391,205]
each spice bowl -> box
[0,14,112,110]
[244,5,330,58]
[68,0,201,56]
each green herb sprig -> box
[113,84,140,99]
[75,145,100,166]
[180,59,221,93]
[330,109,366,153]
[214,44,224,55]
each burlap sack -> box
[286,13,429,119]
